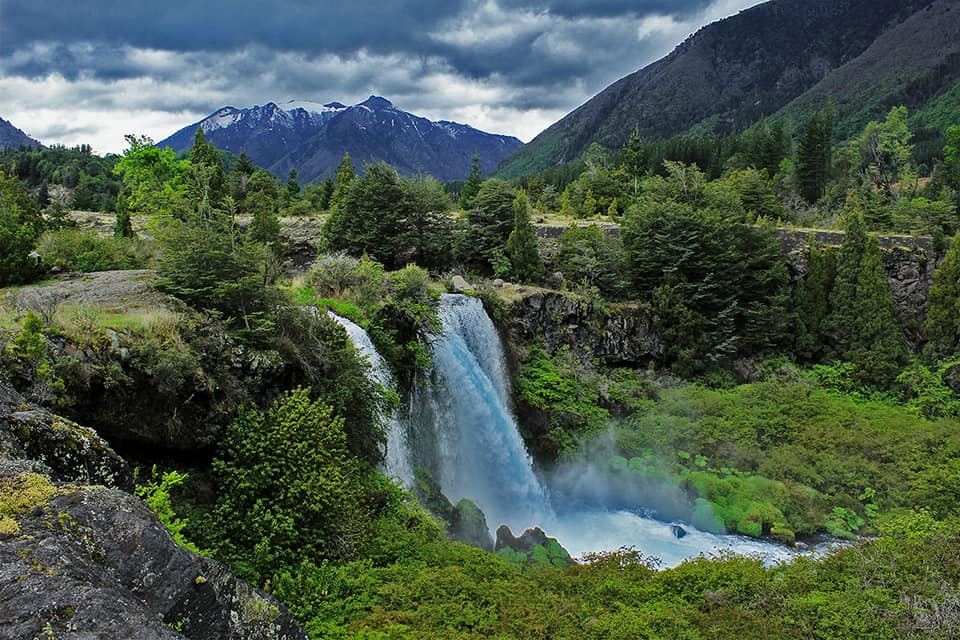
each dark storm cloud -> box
[503,0,713,18]
[0,0,466,57]
[0,0,762,151]
[0,0,715,83]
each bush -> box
[36,229,154,273]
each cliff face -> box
[776,229,943,345]
[504,290,663,367]
[0,381,308,640]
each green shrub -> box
[36,229,153,273]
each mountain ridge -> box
[158,96,522,183]
[497,0,948,177]
[0,116,43,149]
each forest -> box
[2,104,960,638]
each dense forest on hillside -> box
[2,108,960,638]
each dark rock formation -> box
[671,524,688,539]
[0,483,307,640]
[413,469,494,551]
[503,289,663,367]
[0,386,309,640]
[449,499,493,552]
[494,525,574,566]
[0,380,129,488]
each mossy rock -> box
[0,472,57,536]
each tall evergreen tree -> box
[795,103,834,204]
[793,239,836,362]
[246,169,281,247]
[505,192,544,283]
[189,127,226,207]
[459,153,483,210]
[847,237,908,387]
[827,209,869,353]
[329,153,354,212]
[923,231,960,361]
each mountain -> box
[0,116,42,149]
[158,96,522,183]
[497,0,956,177]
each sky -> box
[0,0,767,154]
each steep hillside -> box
[158,97,522,183]
[497,0,935,177]
[0,116,42,149]
[776,0,960,139]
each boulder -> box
[413,469,493,550]
[0,482,308,640]
[671,524,688,539]
[495,525,574,566]
[0,380,129,488]
[451,275,474,292]
[449,499,494,552]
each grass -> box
[0,301,184,347]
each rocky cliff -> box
[0,382,308,640]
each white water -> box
[337,295,822,567]
[327,312,413,485]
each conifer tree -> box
[847,237,908,387]
[190,127,226,207]
[329,153,354,211]
[794,239,835,361]
[795,103,834,204]
[505,192,544,283]
[581,188,597,217]
[459,153,483,210]
[923,231,960,360]
[827,209,869,353]
[113,193,134,238]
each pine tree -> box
[504,192,544,283]
[235,152,255,176]
[923,231,960,360]
[332,154,354,204]
[113,193,134,238]
[459,153,483,210]
[847,237,908,387]
[190,127,226,207]
[581,188,597,218]
[795,104,834,204]
[827,209,869,353]
[794,239,835,361]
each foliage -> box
[0,144,121,212]
[112,134,189,218]
[0,169,43,286]
[36,229,154,273]
[300,254,441,373]
[504,191,544,282]
[621,168,790,373]
[324,162,453,270]
[923,231,960,361]
[460,179,517,272]
[2,311,65,404]
[458,153,483,209]
[553,224,627,296]
[135,467,203,554]
[210,388,376,584]
[270,524,960,640]
[795,102,835,204]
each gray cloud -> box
[0,0,765,153]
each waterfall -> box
[327,312,413,485]
[333,297,824,566]
[411,294,551,533]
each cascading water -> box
[327,312,413,486]
[338,295,825,567]
[408,294,551,533]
